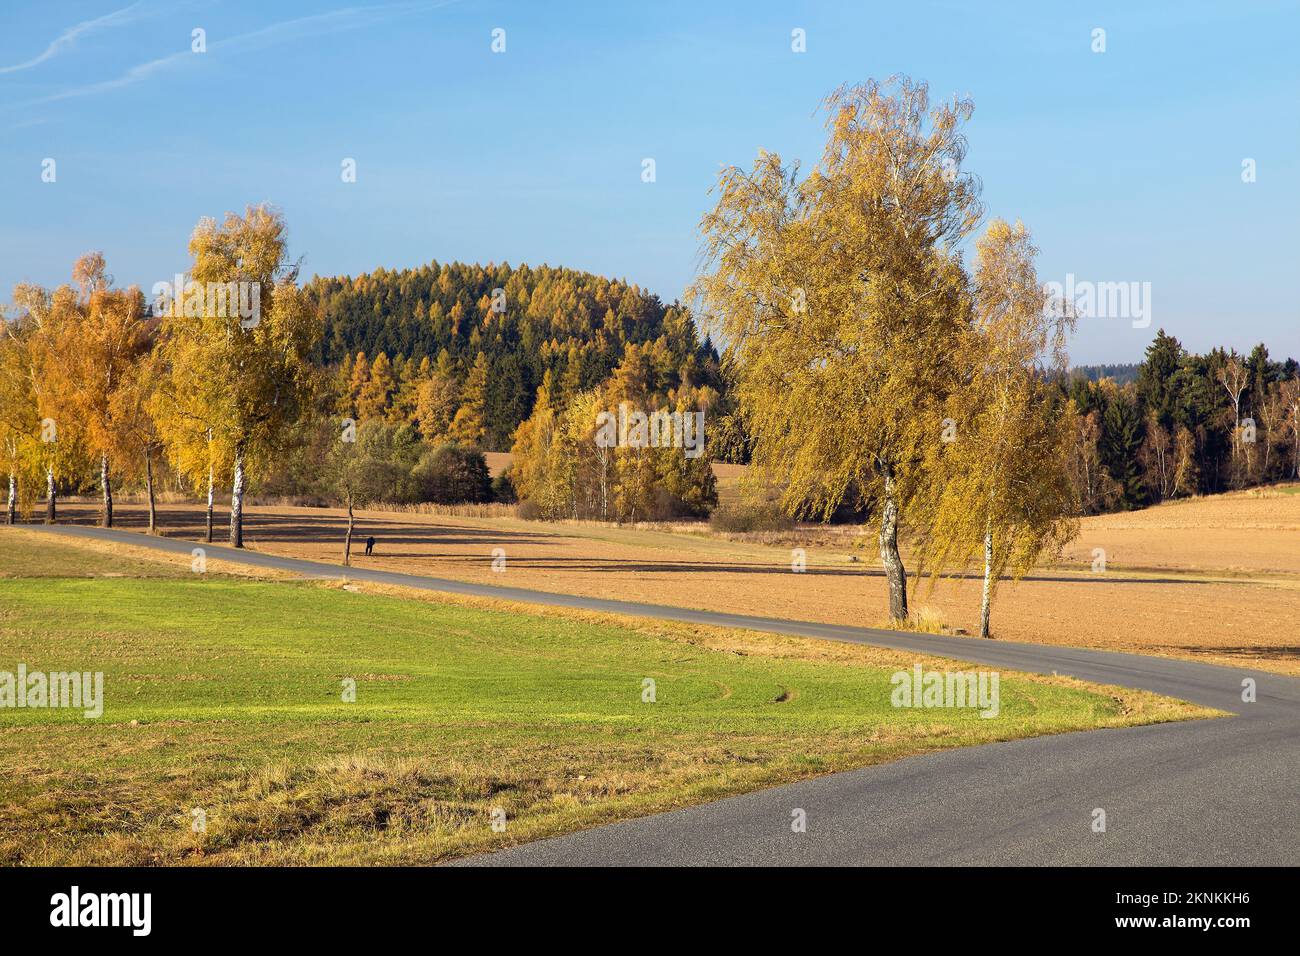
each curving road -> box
[19,523,1300,865]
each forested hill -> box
[303,261,723,450]
[307,260,712,372]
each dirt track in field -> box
[37,486,1300,675]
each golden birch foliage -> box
[0,325,42,514]
[153,324,233,496]
[9,283,89,491]
[918,219,1077,596]
[177,206,319,479]
[58,268,151,472]
[508,385,574,518]
[111,339,166,472]
[692,76,981,524]
[508,386,553,508]
[561,388,608,518]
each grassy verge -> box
[0,528,1216,865]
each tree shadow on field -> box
[435,555,871,576]
[238,513,559,548]
[37,503,1242,588]
[42,502,563,549]
[1177,645,1300,660]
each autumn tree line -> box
[311,258,1300,524]
[3,76,1296,631]
[275,269,725,527]
[0,212,722,560]
[1,208,318,549]
[306,234,1300,529]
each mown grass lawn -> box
[0,529,1212,865]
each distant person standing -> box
[364,536,375,556]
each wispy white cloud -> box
[12,1,457,107]
[218,1,456,55]
[5,116,51,132]
[32,50,191,104]
[0,2,146,74]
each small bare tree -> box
[1279,377,1300,479]
[1217,355,1248,465]
[1139,413,1173,499]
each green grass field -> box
[0,529,1211,865]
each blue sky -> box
[1,0,1297,365]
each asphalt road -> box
[18,523,1300,865]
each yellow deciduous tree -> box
[414,361,459,441]
[114,333,167,533]
[693,76,982,621]
[164,205,319,547]
[57,254,152,528]
[153,325,232,543]
[449,352,487,445]
[7,282,86,524]
[509,384,572,517]
[0,319,40,523]
[357,351,396,421]
[916,219,1077,638]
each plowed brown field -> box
[42,484,1300,675]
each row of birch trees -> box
[0,205,317,549]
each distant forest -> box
[7,237,1299,528]
[1057,334,1300,511]
[1069,363,1140,386]
[316,263,1300,515]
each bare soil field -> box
[1062,486,1300,577]
[33,485,1300,676]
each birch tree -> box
[693,76,982,621]
[58,255,151,528]
[0,321,39,523]
[168,206,318,547]
[1279,376,1300,479]
[1217,354,1248,466]
[917,219,1077,638]
[7,283,84,523]
[323,422,390,566]
[115,336,166,533]
[153,325,231,542]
